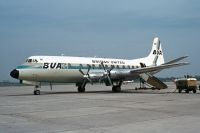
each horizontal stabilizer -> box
[164,56,188,64]
[131,62,189,74]
[150,56,189,75]
[139,73,167,89]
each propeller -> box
[99,62,114,86]
[79,65,93,84]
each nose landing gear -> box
[33,85,40,95]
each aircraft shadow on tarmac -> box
[6,89,176,96]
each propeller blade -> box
[106,75,113,86]
[99,75,106,82]
[108,65,114,72]
[79,66,93,85]
[81,79,87,88]
[79,69,85,75]
[86,77,93,84]
[99,62,114,86]
[101,62,106,71]
[107,65,114,76]
[86,65,91,74]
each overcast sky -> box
[1,0,200,81]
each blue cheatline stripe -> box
[16,64,132,70]
[16,65,42,69]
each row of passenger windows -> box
[68,63,140,69]
[25,60,141,69]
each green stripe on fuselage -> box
[16,64,131,71]
[17,65,43,69]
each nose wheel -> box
[33,85,40,95]
[34,90,40,95]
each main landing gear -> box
[76,83,86,93]
[112,81,122,93]
[78,86,85,93]
[77,81,122,93]
[33,85,40,95]
[112,85,121,92]
[77,85,121,93]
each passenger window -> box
[68,63,71,68]
[87,64,91,69]
[79,64,83,69]
[105,65,108,69]
[99,64,102,69]
[111,65,115,69]
[92,64,95,69]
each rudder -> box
[147,37,165,66]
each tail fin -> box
[147,37,165,66]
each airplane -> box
[10,37,189,95]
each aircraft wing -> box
[130,62,189,74]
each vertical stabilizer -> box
[147,37,165,66]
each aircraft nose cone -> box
[10,69,19,79]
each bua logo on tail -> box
[153,50,162,55]
[146,37,165,66]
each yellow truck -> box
[175,78,197,93]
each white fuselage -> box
[11,37,168,87]
[17,56,150,83]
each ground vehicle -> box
[175,78,197,93]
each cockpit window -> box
[27,59,32,63]
[26,59,38,63]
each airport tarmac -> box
[0,82,200,133]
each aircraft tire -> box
[78,87,85,93]
[112,86,121,93]
[34,90,40,95]
[186,89,189,93]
